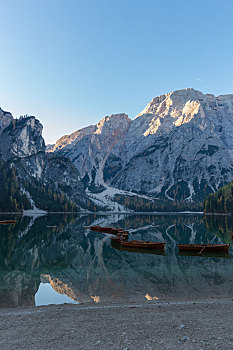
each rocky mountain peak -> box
[0,115,45,161]
[48,113,131,189]
[0,108,13,133]
[130,88,233,142]
[135,89,205,131]
[94,113,131,135]
[49,125,97,153]
[49,114,131,154]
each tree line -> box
[114,194,203,212]
[0,158,31,211]
[23,178,78,212]
[0,158,78,212]
[204,181,233,213]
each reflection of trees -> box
[116,214,204,231]
[0,271,39,309]
[205,215,233,242]
[0,214,92,308]
[0,216,31,268]
[0,214,81,270]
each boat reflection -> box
[178,251,230,258]
[111,241,166,255]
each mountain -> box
[2,88,233,212]
[50,114,131,190]
[0,108,13,132]
[50,88,233,203]
[0,114,89,211]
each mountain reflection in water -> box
[0,213,232,309]
[35,283,78,306]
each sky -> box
[0,0,233,144]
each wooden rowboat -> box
[0,220,16,224]
[111,236,166,250]
[178,244,230,253]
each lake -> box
[0,213,232,309]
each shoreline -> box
[0,210,205,215]
[1,210,232,216]
[1,298,232,349]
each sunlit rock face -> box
[51,89,233,201]
[46,143,55,152]
[49,125,97,153]
[52,113,131,189]
[0,116,45,162]
[0,116,46,178]
[112,89,233,200]
[0,108,13,133]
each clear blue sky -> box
[1,0,233,144]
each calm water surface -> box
[0,213,232,308]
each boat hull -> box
[111,237,166,250]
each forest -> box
[204,180,233,213]
[0,158,31,211]
[0,158,78,212]
[114,194,203,212]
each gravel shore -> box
[0,298,232,349]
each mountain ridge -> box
[48,88,233,203]
[1,87,233,211]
